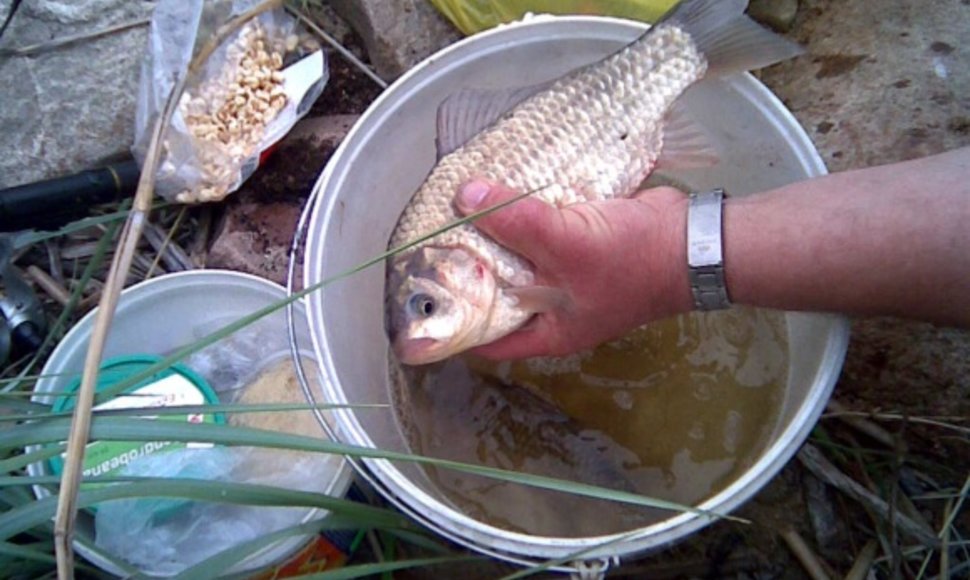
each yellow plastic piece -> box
[429,0,679,36]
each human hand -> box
[455,180,695,359]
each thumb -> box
[456,180,564,262]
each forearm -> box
[717,148,970,326]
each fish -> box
[386,0,801,365]
[391,353,652,535]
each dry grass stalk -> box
[143,214,193,276]
[285,4,388,89]
[797,443,940,548]
[779,527,832,580]
[822,408,970,437]
[0,18,150,57]
[844,539,879,580]
[25,265,71,307]
[51,2,283,577]
[826,400,898,450]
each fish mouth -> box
[394,337,446,365]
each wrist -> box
[655,194,694,319]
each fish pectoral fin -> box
[506,285,571,313]
[435,82,555,159]
[656,99,720,170]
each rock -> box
[285,113,360,147]
[328,0,461,81]
[205,198,302,287]
[205,115,359,286]
[802,472,846,562]
[748,0,799,32]
[0,0,153,189]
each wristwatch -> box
[687,189,731,311]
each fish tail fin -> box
[661,0,804,76]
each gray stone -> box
[0,0,153,189]
[328,0,461,81]
[748,0,799,32]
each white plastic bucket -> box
[302,15,849,568]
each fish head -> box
[387,246,497,365]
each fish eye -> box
[408,293,436,318]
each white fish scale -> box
[390,24,706,287]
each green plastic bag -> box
[429,0,678,35]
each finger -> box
[456,180,566,264]
[467,317,559,360]
[631,185,687,206]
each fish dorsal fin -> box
[435,82,553,159]
[656,99,720,170]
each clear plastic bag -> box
[94,446,344,575]
[93,314,344,575]
[134,0,328,204]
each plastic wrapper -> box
[429,0,677,35]
[94,447,343,575]
[95,313,344,576]
[181,314,290,400]
[134,0,328,204]
[93,309,342,575]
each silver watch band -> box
[687,189,731,311]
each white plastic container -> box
[29,270,354,577]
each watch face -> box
[688,190,725,268]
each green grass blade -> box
[73,534,144,578]
[0,444,64,474]
[13,203,159,247]
[380,528,454,556]
[288,555,480,579]
[3,207,124,394]
[174,518,368,580]
[0,395,49,413]
[0,483,39,507]
[0,540,57,564]
[0,478,411,542]
[0,417,745,522]
[0,558,56,580]
[0,402,387,423]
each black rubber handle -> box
[0,159,140,231]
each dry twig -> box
[285,4,388,89]
[826,400,898,449]
[780,527,832,580]
[0,18,150,57]
[822,408,970,437]
[143,215,194,275]
[25,265,70,307]
[798,443,940,548]
[844,539,879,580]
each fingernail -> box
[459,181,490,210]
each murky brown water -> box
[390,307,788,537]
